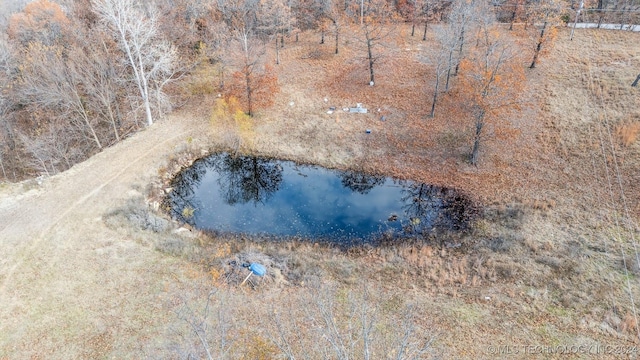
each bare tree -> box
[216,0,258,30]
[424,34,448,117]
[504,0,526,31]
[68,36,126,143]
[93,0,177,126]
[448,0,493,77]
[459,26,524,166]
[359,0,396,85]
[173,288,235,360]
[228,25,277,116]
[528,0,561,69]
[436,23,458,92]
[257,0,294,65]
[0,95,9,180]
[419,0,439,41]
[320,0,344,54]
[437,0,493,92]
[447,0,474,77]
[633,73,640,87]
[17,121,85,176]
[15,42,103,149]
[0,37,12,180]
[399,0,436,41]
[305,284,437,359]
[398,0,419,37]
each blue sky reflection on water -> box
[166,153,473,243]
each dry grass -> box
[150,25,640,359]
[617,122,640,147]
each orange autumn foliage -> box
[8,0,71,46]
[458,26,526,109]
[457,27,527,164]
[226,64,279,116]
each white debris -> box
[289,101,295,106]
[327,110,334,114]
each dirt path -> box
[0,114,203,358]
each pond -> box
[164,153,476,245]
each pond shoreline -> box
[161,151,478,246]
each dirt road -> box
[0,115,200,358]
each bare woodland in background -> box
[0,0,638,180]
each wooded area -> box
[0,0,637,180]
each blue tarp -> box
[249,263,267,277]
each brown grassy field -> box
[1,25,640,359]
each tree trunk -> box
[530,22,547,69]
[143,93,153,126]
[320,30,325,44]
[218,66,225,89]
[134,46,153,126]
[107,103,120,142]
[470,116,484,166]
[335,27,339,54]
[119,28,153,126]
[367,37,375,84]
[411,23,415,36]
[245,70,253,116]
[422,21,428,41]
[0,154,6,180]
[597,0,604,28]
[509,5,517,30]
[454,28,465,76]
[1,120,15,151]
[71,88,103,149]
[445,49,454,91]
[632,73,640,87]
[430,67,440,118]
[39,158,50,177]
[82,112,103,149]
[275,37,280,65]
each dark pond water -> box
[164,153,475,245]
